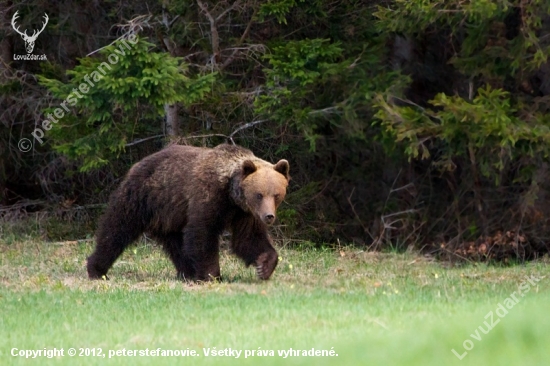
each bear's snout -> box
[263,213,275,225]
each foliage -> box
[255,39,350,149]
[255,37,402,150]
[370,0,550,252]
[38,38,215,171]
[375,0,550,77]
[376,85,550,183]
[259,0,306,24]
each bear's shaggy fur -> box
[87,144,289,281]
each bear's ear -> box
[274,159,290,180]
[242,160,257,177]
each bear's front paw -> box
[255,251,278,280]
[87,259,110,280]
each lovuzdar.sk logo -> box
[11,10,48,60]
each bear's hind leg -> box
[87,215,143,279]
[154,232,195,281]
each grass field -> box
[0,234,548,366]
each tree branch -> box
[216,0,240,22]
[125,134,164,147]
[221,8,258,70]
[197,0,242,68]
[229,119,268,137]
[197,0,220,66]
[183,133,229,139]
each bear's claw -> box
[255,251,278,280]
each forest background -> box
[2,0,550,262]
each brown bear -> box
[87,144,289,281]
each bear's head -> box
[238,159,290,225]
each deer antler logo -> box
[11,11,49,54]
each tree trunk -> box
[164,103,180,136]
[161,1,180,137]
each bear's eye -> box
[274,194,281,202]
[256,193,263,200]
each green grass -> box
[0,236,548,365]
